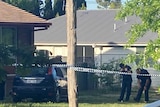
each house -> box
[35,10,158,67]
[0,1,51,97]
[0,1,51,68]
[35,10,160,89]
[0,1,51,48]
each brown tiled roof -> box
[0,1,51,27]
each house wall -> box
[36,45,94,66]
[94,46,137,67]
[36,46,67,62]
[36,45,137,66]
[35,44,160,88]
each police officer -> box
[118,63,132,102]
[134,68,152,102]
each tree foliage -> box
[0,44,14,82]
[98,59,122,90]
[53,0,86,18]
[96,0,121,9]
[45,0,54,19]
[109,1,121,9]
[4,0,39,16]
[0,44,64,81]
[4,0,86,19]
[53,0,65,17]
[77,0,87,10]
[116,0,160,69]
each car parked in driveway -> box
[10,65,67,102]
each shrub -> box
[97,59,122,91]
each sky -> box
[86,0,126,10]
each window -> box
[0,27,17,46]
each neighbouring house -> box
[35,10,158,67]
[0,1,51,97]
[35,10,160,89]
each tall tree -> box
[4,0,39,16]
[116,0,160,69]
[53,0,86,18]
[109,0,121,9]
[77,0,86,10]
[4,0,86,19]
[53,0,65,17]
[96,0,121,9]
[45,0,54,19]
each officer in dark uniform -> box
[118,63,132,102]
[134,68,152,102]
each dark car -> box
[10,66,67,102]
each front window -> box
[0,27,17,46]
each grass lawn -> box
[0,89,158,107]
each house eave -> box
[34,43,147,47]
[0,22,52,29]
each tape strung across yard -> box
[52,64,160,77]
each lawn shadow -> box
[78,89,159,104]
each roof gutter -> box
[0,22,52,30]
[0,22,52,31]
[34,26,49,31]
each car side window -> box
[52,68,57,79]
[55,68,63,78]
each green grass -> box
[0,102,146,107]
[0,89,158,107]
[78,90,146,107]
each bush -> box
[97,59,122,91]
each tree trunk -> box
[66,0,78,107]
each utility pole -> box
[66,0,78,107]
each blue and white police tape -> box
[52,64,160,77]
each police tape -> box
[52,64,160,77]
